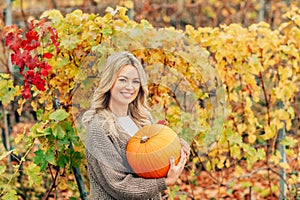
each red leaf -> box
[11,53,25,73]
[32,72,46,91]
[43,52,53,59]
[3,25,23,52]
[22,40,40,51]
[25,30,39,42]
[5,32,22,52]
[157,120,167,125]
[22,84,31,99]
[40,62,52,76]
[24,70,35,83]
[25,54,38,70]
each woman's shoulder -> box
[88,112,104,125]
[88,110,114,131]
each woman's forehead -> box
[117,65,140,78]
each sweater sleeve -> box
[85,116,167,200]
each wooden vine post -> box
[277,101,286,200]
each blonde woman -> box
[82,51,190,200]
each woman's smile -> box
[121,92,134,98]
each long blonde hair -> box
[82,51,151,133]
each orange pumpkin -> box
[126,124,181,178]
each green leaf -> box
[36,109,43,120]
[53,125,66,139]
[0,165,6,174]
[44,127,53,135]
[101,27,113,37]
[49,109,70,122]
[280,136,297,147]
[2,190,18,200]
[167,185,180,199]
[33,150,44,163]
[0,77,18,106]
[26,163,42,187]
[33,150,47,170]
[57,155,69,168]
[45,150,55,164]
[58,138,70,149]
[71,151,82,168]
[68,128,80,146]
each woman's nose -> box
[125,81,134,89]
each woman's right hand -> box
[165,149,188,187]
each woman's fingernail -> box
[170,157,174,162]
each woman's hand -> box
[165,138,190,187]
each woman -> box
[82,51,190,200]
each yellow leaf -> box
[15,134,24,144]
[237,123,246,134]
[229,91,238,102]
[279,162,290,170]
[40,9,63,25]
[217,156,226,169]
[286,149,295,157]
[269,153,280,165]
[15,125,28,144]
[278,66,292,80]
[263,125,275,140]
[225,159,230,168]
[234,165,243,177]
[14,85,21,96]
[31,101,37,112]
[248,134,256,144]
[287,107,295,119]
[247,124,256,134]
[0,74,10,79]
[45,100,53,111]
[230,145,241,159]
[58,177,69,190]
[17,98,24,115]
[205,161,212,171]
[275,109,290,121]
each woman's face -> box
[109,65,141,110]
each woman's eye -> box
[119,78,126,82]
[133,80,140,84]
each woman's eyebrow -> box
[118,75,140,80]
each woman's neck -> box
[109,106,128,117]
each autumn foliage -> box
[4,20,58,98]
[0,5,299,200]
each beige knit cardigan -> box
[85,114,167,200]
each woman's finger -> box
[180,138,190,158]
[180,138,190,150]
[180,138,187,145]
[179,149,187,165]
[169,156,175,168]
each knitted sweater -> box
[85,114,167,200]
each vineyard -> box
[0,3,299,200]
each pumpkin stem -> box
[140,136,149,143]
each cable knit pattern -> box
[85,114,167,200]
